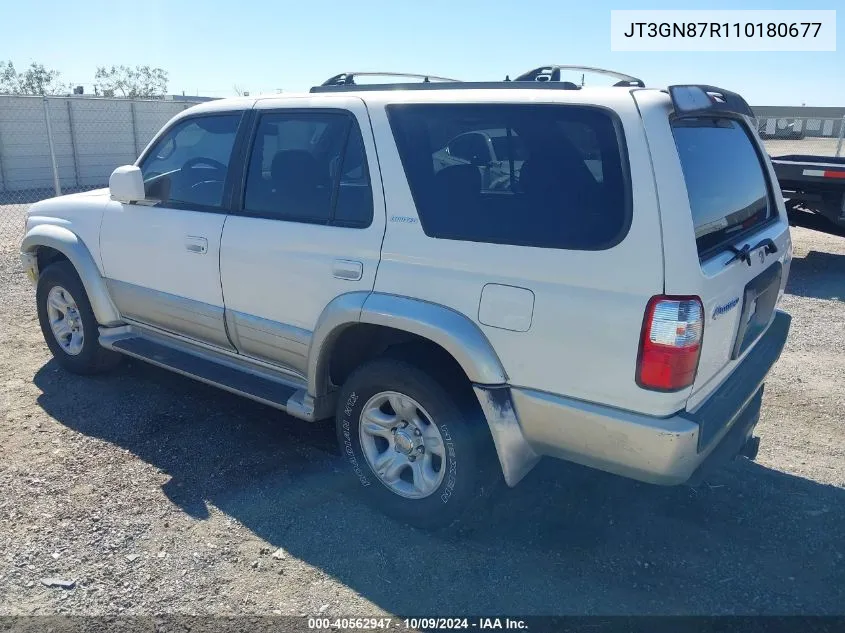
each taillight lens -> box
[637,296,704,392]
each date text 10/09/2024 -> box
[307,618,528,630]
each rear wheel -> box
[336,357,499,529]
[36,261,122,375]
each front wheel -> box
[36,261,122,375]
[335,358,499,530]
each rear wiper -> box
[725,243,752,266]
[724,239,778,267]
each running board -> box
[99,326,320,421]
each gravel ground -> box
[0,204,843,617]
[762,137,843,158]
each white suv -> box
[20,67,792,529]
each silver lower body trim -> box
[106,279,233,350]
[510,388,702,485]
[227,310,311,375]
[476,384,762,488]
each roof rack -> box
[318,72,461,87]
[311,81,583,93]
[308,66,645,93]
[513,65,645,88]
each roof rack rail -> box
[310,80,582,93]
[318,72,461,87]
[514,65,645,88]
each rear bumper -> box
[476,311,791,487]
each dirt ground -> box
[1,205,843,617]
[762,136,843,158]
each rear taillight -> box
[636,296,704,392]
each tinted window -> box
[448,133,491,164]
[671,118,772,257]
[489,135,527,163]
[333,125,374,227]
[388,104,629,250]
[243,112,373,227]
[140,114,240,208]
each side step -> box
[100,326,320,421]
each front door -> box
[219,96,385,375]
[100,111,245,349]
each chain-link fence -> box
[755,114,845,159]
[0,95,197,249]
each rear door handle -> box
[332,259,363,281]
[185,236,208,254]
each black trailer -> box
[771,154,845,228]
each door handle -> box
[332,259,363,281]
[185,236,208,254]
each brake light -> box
[637,296,704,391]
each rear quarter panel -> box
[633,90,792,412]
[367,89,686,416]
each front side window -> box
[387,104,630,250]
[140,114,241,208]
[242,112,373,227]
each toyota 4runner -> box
[21,66,792,529]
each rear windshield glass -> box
[671,118,772,257]
[387,104,630,250]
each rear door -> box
[219,96,385,376]
[634,91,792,411]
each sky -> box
[2,0,842,106]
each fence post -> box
[836,116,845,158]
[42,96,61,196]
[130,101,141,158]
[0,124,7,194]
[66,99,80,189]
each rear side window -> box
[671,118,773,257]
[387,104,630,250]
[242,112,373,227]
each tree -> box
[94,65,168,98]
[0,61,69,95]
[0,61,16,93]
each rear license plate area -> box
[731,261,783,360]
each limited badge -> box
[712,297,740,320]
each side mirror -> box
[109,165,145,203]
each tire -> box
[335,357,499,530]
[36,260,122,375]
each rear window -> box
[671,118,773,257]
[387,104,630,250]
